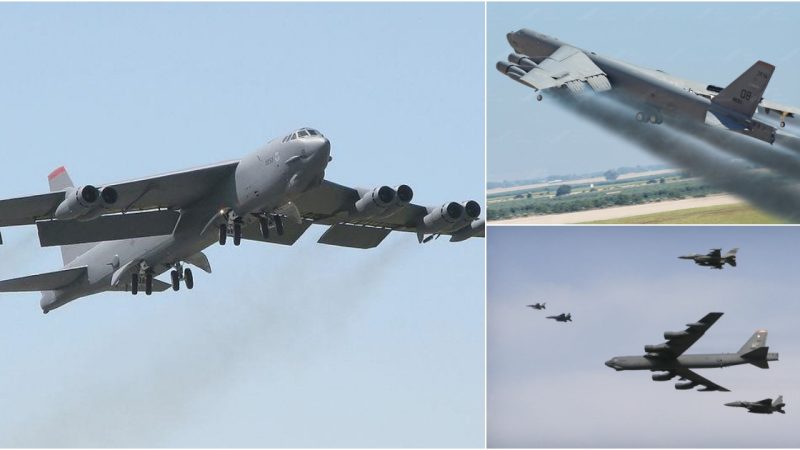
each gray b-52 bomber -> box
[497,29,800,145]
[725,395,785,414]
[547,313,571,322]
[0,128,484,313]
[605,312,778,392]
[679,248,738,269]
[527,302,546,310]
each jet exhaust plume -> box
[548,90,800,221]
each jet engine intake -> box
[355,186,395,217]
[54,185,101,220]
[99,186,118,206]
[462,200,481,220]
[422,202,465,233]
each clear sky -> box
[0,3,485,447]
[488,2,800,182]
[488,226,800,448]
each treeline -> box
[488,182,720,220]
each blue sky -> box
[488,2,800,182]
[488,226,800,448]
[0,3,484,447]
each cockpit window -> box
[297,129,309,138]
[307,129,319,136]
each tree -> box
[555,184,572,197]
[604,169,619,181]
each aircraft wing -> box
[707,249,722,258]
[646,312,724,358]
[292,180,483,248]
[519,45,612,94]
[674,368,730,392]
[760,100,799,125]
[755,398,774,406]
[0,161,239,227]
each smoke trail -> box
[3,237,414,447]
[550,91,800,221]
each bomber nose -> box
[604,359,614,368]
[310,137,330,159]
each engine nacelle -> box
[652,372,675,382]
[394,184,413,206]
[422,202,465,233]
[675,381,697,390]
[54,185,100,220]
[644,344,670,354]
[462,200,481,220]
[450,218,484,243]
[664,331,689,339]
[99,186,118,206]
[508,53,537,70]
[496,61,526,80]
[354,186,395,217]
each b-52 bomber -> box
[547,313,571,322]
[605,312,778,392]
[497,28,800,145]
[0,128,484,313]
[527,302,546,310]
[679,248,738,269]
[726,395,786,414]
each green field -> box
[584,203,788,224]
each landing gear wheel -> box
[259,216,270,240]
[781,121,786,128]
[233,222,242,246]
[171,270,180,291]
[219,224,227,245]
[636,111,646,122]
[274,215,284,236]
[536,94,543,102]
[184,268,194,290]
[131,273,139,295]
[649,114,659,124]
[145,273,153,296]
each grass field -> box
[584,203,788,224]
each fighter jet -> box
[497,29,800,145]
[725,395,785,414]
[0,128,484,313]
[547,313,571,322]
[605,313,778,392]
[679,248,738,269]
[527,302,546,310]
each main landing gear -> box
[218,212,285,245]
[131,271,153,296]
[169,262,193,292]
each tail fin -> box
[711,61,775,118]
[724,248,738,267]
[774,395,784,408]
[738,330,772,367]
[47,167,96,265]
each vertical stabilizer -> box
[47,167,96,265]
[738,329,767,355]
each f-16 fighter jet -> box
[527,302,546,310]
[0,128,484,313]
[497,29,800,145]
[547,313,571,322]
[726,395,785,414]
[605,313,778,392]
[679,248,738,269]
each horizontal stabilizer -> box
[37,210,180,247]
[318,223,391,249]
[0,266,87,292]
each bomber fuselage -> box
[40,131,331,312]
[604,352,779,371]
